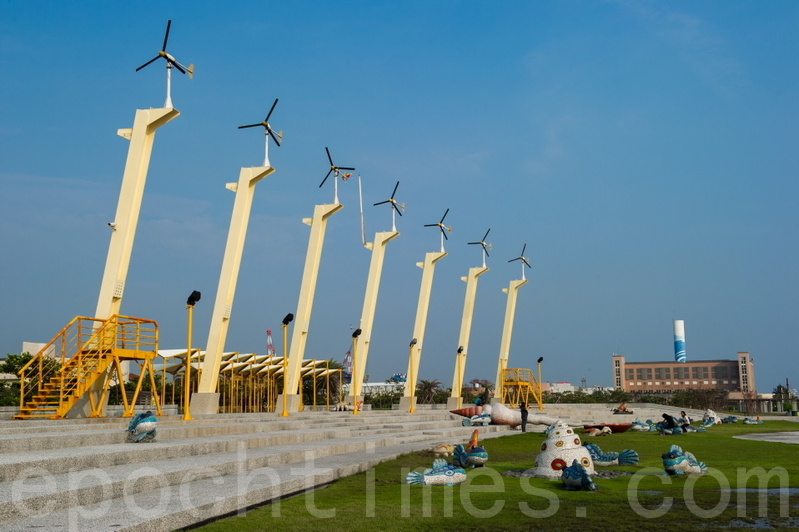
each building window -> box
[711,366,729,379]
[665,381,671,385]
[673,367,689,379]
[692,381,698,385]
[711,380,717,384]
[655,368,670,380]
[704,381,709,385]
[636,368,652,380]
[692,367,708,379]
[637,382,642,386]
[629,382,635,387]
[647,382,653,385]
[732,379,737,384]
[626,369,634,380]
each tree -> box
[416,379,443,404]
[0,352,33,376]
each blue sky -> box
[1,1,797,393]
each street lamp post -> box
[537,356,544,411]
[351,328,362,415]
[184,290,201,421]
[280,313,294,417]
[408,338,417,413]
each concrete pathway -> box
[734,431,799,444]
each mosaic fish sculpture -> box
[701,409,720,427]
[489,402,560,428]
[561,459,598,491]
[742,417,763,425]
[126,411,157,443]
[583,443,639,467]
[662,445,707,476]
[630,419,651,431]
[721,415,738,423]
[453,443,488,468]
[406,458,467,486]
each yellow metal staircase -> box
[501,368,544,410]
[15,315,162,419]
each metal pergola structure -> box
[159,350,342,413]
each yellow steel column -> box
[493,279,528,403]
[401,251,446,413]
[195,166,274,409]
[281,203,344,412]
[350,230,400,402]
[447,266,489,409]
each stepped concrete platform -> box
[0,410,511,531]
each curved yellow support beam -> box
[494,278,528,402]
[195,165,275,402]
[447,266,489,409]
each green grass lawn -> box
[192,422,799,531]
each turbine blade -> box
[509,257,520,263]
[423,223,438,227]
[440,208,449,223]
[482,244,490,257]
[136,56,160,71]
[392,203,403,216]
[268,129,281,146]
[390,181,399,199]
[523,258,531,268]
[167,58,186,74]
[162,20,172,52]
[440,227,448,240]
[265,98,279,122]
[238,123,262,129]
[467,242,481,245]
[325,147,334,166]
[521,243,527,256]
[338,166,355,171]
[483,228,491,241]
[374,200,389,206]
[319,169,333,188]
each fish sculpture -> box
[406,458,467,486]
[662,445,707,476]
[561,459,598,491]
[583,443,639,466]
[126,411,157,443]
[721,415,738,423]
[630,419,651,431]
[453,443,488,468]
[742,417,763,425]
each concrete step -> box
[0,411,510,531]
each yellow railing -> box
[16,315,160,419]
[502,368,543,410]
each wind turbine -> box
[282,147,351,411]
[349,182,402,405]
[373,181,404,232]
[424,208,452,253]
[468,228,492,268]
[319,147,355,204]
[238,99,282,167]
[448,227,491,409]
[400,208,450,413]
[135,20,194,108]
[494,243,531,403]
[508,243,531,281]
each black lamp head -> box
[352,328,362,338]
[537,356,544,363]
[186,290,201,306]
[283,313,294,325]
[457,346,464,354]
[409,338,417,347]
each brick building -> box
[612,352,756,394]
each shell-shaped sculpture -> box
[450,406,483,418]
[533,421,595,479]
